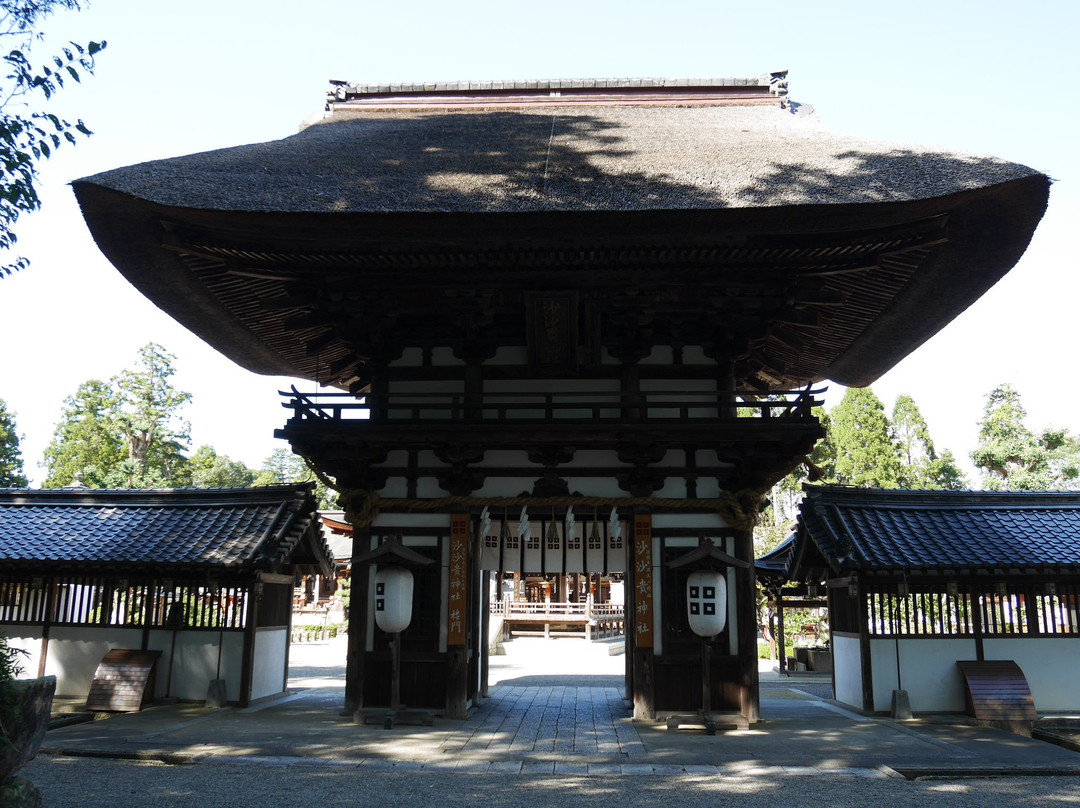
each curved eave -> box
[822,173,1049,386]
[72,173,1050,388]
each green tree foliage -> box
[827,387,903,488]
[755,390,964,537]
[42,379,124,487]
[892,393,967,489]
[0,0,104,276]
[256,448,337,508]
[111,343,192,487]
[971,383,1080,490]
[43,343,192,488]
[0,397,29,486]
[184,445,255,488]
[754,413,827,556]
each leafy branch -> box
[0,0,104,277]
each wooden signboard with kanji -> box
[448,514,468,646]
[634,514,653,648]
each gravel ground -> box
[23,638,1080,806]
[22,756,1080,808]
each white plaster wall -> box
[148,630,245,702]
[653,479,687,498]
[652,513,730,530]
[1,628,43,680]
[484,379,620,393]
[431,347,465,366]
[387,380,464,393]
[639,346,675,365]
[487,346,528,365]
[378,477,409,497]
[418,478,448,498]
[832,633,862,709]
[372,450,411,468]
[639,378,719,418]
[984,637,1080,712]
[372,513,451,528]
[2,626,249,701]
[870,637,974,713]
[561,478,627,498]
[390,346,423,366]
[482,450,533,466]
[681,346,710,365]
[251,628,289,701]
[42,627,143,697]
[695,477,723,498]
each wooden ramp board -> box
[86,649,161,712]
[956,660,1037,723]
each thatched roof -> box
[71,77,1050,391]
[79,105,1039,215]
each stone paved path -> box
[438,684,645,759]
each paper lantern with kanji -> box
[373,567,415,633]
[686,569,727,637]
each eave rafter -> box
[157,212,950,391]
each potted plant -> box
[1,637,56,805]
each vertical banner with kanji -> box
[448,514,468,646]
[633,514,653,648]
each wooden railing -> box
[490,599,625,622]
[282,386,823,424]
[490,598,626,640]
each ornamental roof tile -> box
[0,484,332,577]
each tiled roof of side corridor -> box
[0,484,332,575]
[796,486,1080,574]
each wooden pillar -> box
[854,578,874,712]
[970,581,985,662]
[37,578,57,679]
[776,588,787,675]
[344,526,371,715]
[446,513,469,719]
[631,512,655,720]
[239,580,260,707]
[735,526,759,721]
[480,570,490,699]
[718,366,737,419]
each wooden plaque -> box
[86,649,162,712]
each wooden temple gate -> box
[279,387,823,721]
[71,74,1049,728]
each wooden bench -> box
[956,660,1037,724]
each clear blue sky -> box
[1,0,1076,485]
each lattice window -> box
[866,588,973,637]
[0,576,249,630]
[864,582,1080,638]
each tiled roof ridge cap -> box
[805,485,1080,497]
[803,486,1080,509]
[329,71,789,98]
[0,483,315,504]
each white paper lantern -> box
[373,567,415,633]
[686,569,727,637]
